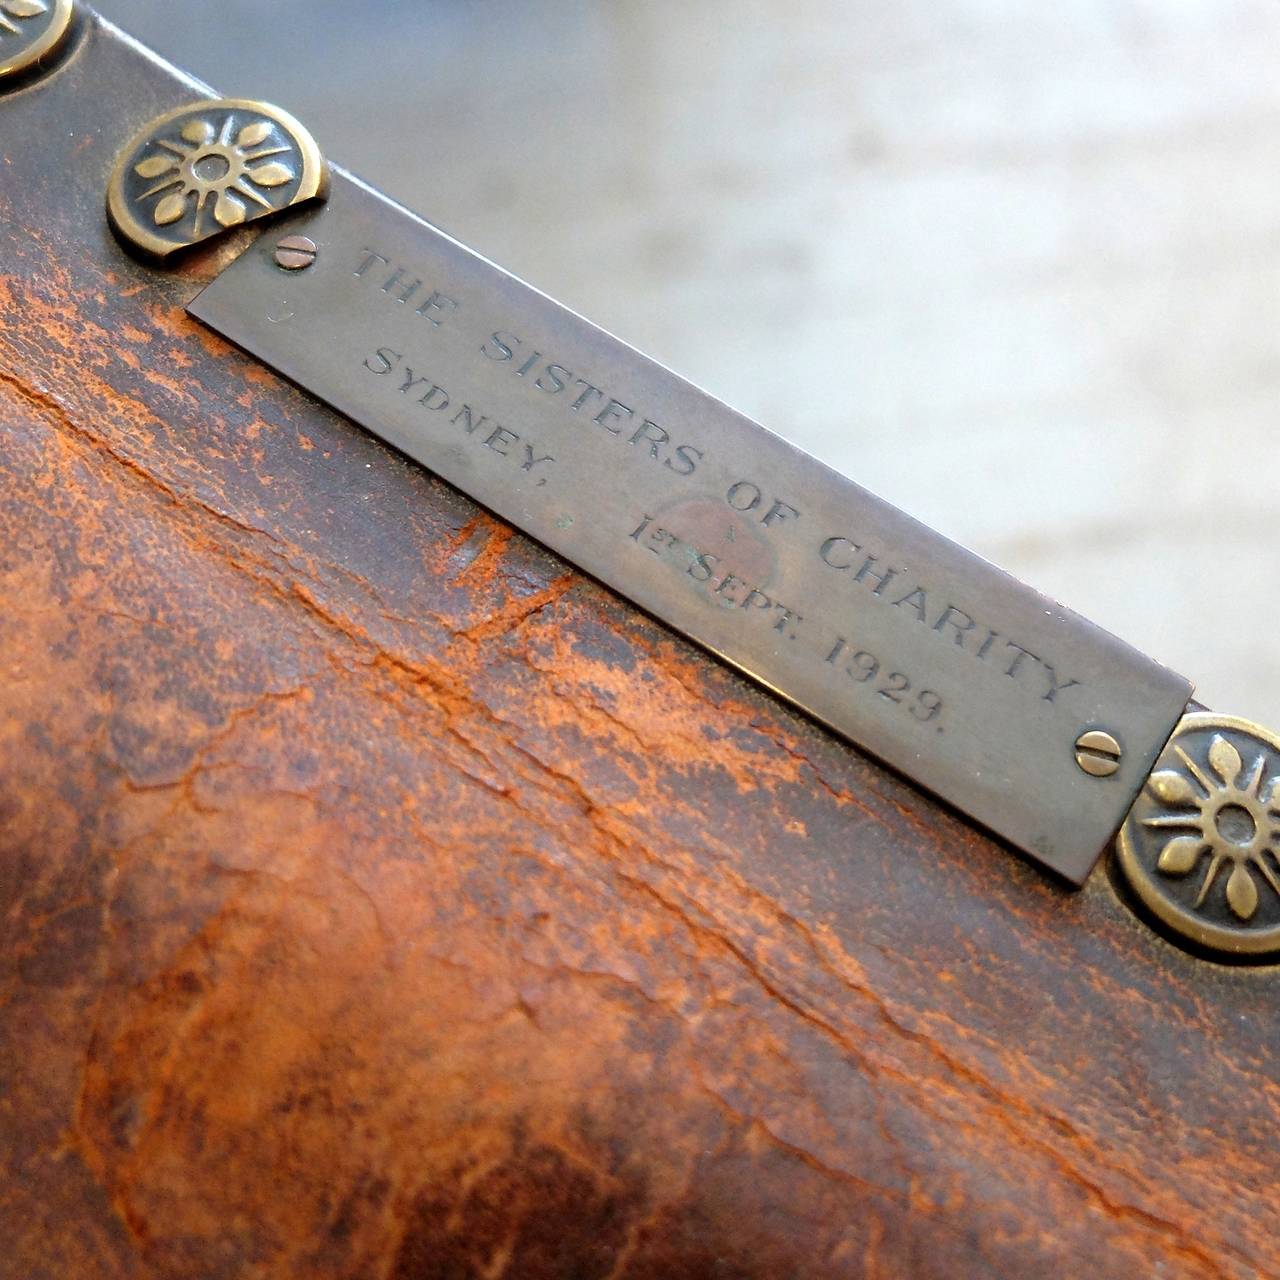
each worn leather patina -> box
[1,11,1277,1280]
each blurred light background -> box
[95,0,1280,723]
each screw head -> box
[1075,729,1123,778]
[274,234,318,270]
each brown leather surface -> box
[1,13,1276,1280]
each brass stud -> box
[1075,729,1123,778]
[107,98,328,259]
[1116,712,1280,961]
[0,0,74,84]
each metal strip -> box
[188,170,1194,883]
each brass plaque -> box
[189,172,1194,883]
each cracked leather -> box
[0,11,1276,1280]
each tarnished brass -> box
[188,178,1195,883]
[1117,712,1280,960]
[0,0,72,83]
[1075,729,1123,778]
[70,11,1276,967]
[107,98,327,259]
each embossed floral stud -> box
[1117,713,1280,959]
[107,99,327,258]
[0,0,73,83]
